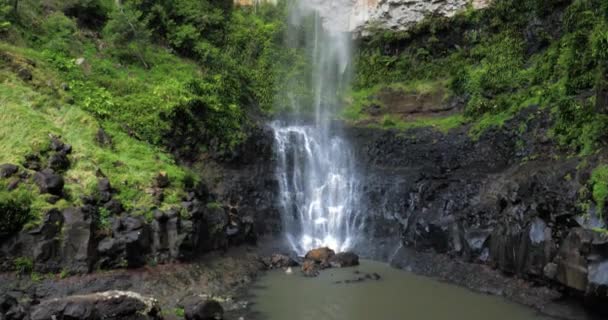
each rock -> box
[6,178,20,191]
[98,178,112,193]
[304,247,335,264]
[96,128,113,147]
[0,164,18,178]
[301,259,320,277]
[543,263,558,280]
[30,291,162,320]
[155,172,170,188]
[33,169,64,195]
[48,152,70,171]
[329,252,360,268]
[17,67,32,81]
[262,253,298,270]
[62,207,94,273]
[103,199,124,215]
[97,216,151,269]
[23,153,41,171]
[185,298,224,320]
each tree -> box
[103,2,151,68]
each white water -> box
[273,0,362,255]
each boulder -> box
[33,169,64,196]
[23,154,41,171]
[30,291,162,320]
[97,216,151,269]
[98,178,112,193]
[155,172,170,189]
[304,247,335,264]
[184,298,223,320]
[262,253,298,270]
[301,259,320,277]
[329,252,360,268]
[48,152,70,172]
[96,128,113,147]
[0,164,18,178]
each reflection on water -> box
[250,260,549,320]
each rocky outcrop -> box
[342,106,608,309]
[300,248,360,276]
[356,0,477,32]
[29,291,162,320]
[183,296,224,320]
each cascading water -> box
[273,0,363,255]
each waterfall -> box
[273,0,362,255]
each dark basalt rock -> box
[261,253,298,270]
[48,152,70,172]
[29,291,162,320]
[184,297,224,320]
[0,164,19,179]
[33,169,64,196]
[23,154,41,171]
[329,252,360,268]
[62,207,95,273]
[96,128,113,148]
[155,172,170,189]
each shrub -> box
[0,188,33,237]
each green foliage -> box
[590,165,608,216]
[0,2,12,33]
[378,114,466,133]
[14,257,33,274]
[355,0,608,154]
[174,307,185,317]
[103,3,151,68]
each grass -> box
[0,43,193,220]
[342,79,448,122]
[377,114,467,133]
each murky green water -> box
[250,260,548,320]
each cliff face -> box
[342,108,608,314]
[353,0,485,31]
[234,0,489,32]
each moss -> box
[14,257,33,274]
